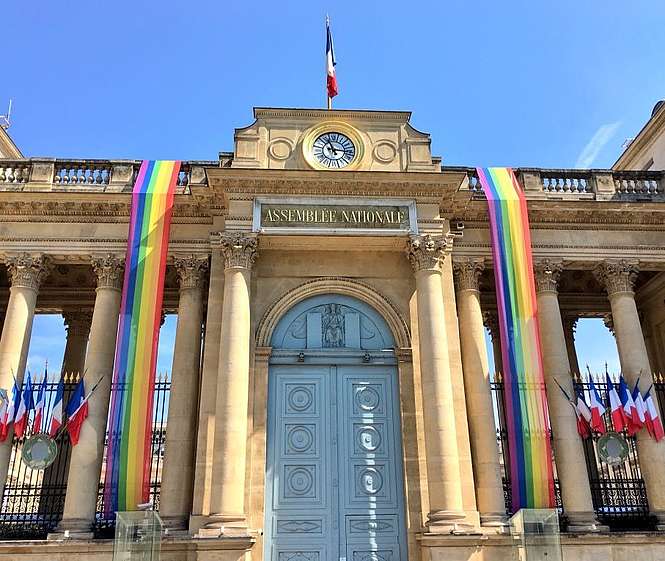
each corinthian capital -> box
[175,255,209,290]
[217,233,258,270]
[406,234,452,273]
[63,309,93,337]
[594,260,639,296]
[452,258,484,292]
[91,254,125,290]
[5,253,53,291]
[533,259,563,294]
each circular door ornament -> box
[597,431,629,466]
[302,121,364,171]
[22,433,58,470]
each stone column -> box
[594,260,665,528]
[191,246,225,529]
[200,233,257,537]
[453,259,507,529]
[534,260,601,532]
[406,235,467,533]
[54,255,124,538]
[159,256,208,531]
[38,309,92,515]
[561,315,581,379]
[61,310,92,375]
[0,253,52,498]
[483,311,503,375]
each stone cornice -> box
[613,103,665,170]
[253,107,412,122]
[0,197,212,223]
[448,199,665,230]
[206,168,466,203]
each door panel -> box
[268,366,333,561]
[339,367,404,561]
[266,364,406,561]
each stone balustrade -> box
[0,159,212,191]
[461,167,665,202]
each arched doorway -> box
[264,293,408,561]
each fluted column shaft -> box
[595,261,665,526]
[407,235,465,532]
[202,234,257,536]
[453,259,507,528]
[534,261,600,532]
[56,255,124,537]
[61,310,92,375]
[561,315,581,378]
[0,254,52,498]
[159,256,208,529]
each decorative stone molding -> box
[62,310,93,337]
[561,315,579,340]
[405,234,453,273]
[533,259,563,293]
[594,260,639,296]
[174,255,209,291]
[482,311,500,342]
[452,258,484,292]
[5,253,53,291]
[256,277,410,348]
[215,233,258,270]
[91,254,124,290]
[603,313,615,336]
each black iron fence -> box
[0,372,170,540]
[491,373,657,531]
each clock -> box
[312,132,356,169]
[302,122,364,171]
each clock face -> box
[312,132,356,169]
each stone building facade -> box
[0,107,664,560]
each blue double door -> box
[265,362,407,561]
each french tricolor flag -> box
[48,377,64,437]
[644,386,665,442]
[14,372,34,439]
[33,372,48,434]
[632,381,647,430]
[65,378,88,445]
[0,383,19,442]
[588,378,606,433]
[607,374,627,433]
[326,17,338,99]
[618,375,641,436]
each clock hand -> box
[326,142,340,157]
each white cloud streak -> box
[575,121,621,168]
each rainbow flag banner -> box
[103,160,180,514]
[476,167,555,510]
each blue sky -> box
[8,0,662,377]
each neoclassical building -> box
[0,104,665,561]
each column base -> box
[161,514,190,537]
[566,512,608,533]
[48,518,94,540]
[195,513,250,538]
[426,510,479,535]
[480,513,510,534]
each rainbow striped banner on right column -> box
[476,167,555,510]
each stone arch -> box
[256,277,410,348]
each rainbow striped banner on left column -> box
[103,160,180,515]
[476,167,555,511]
